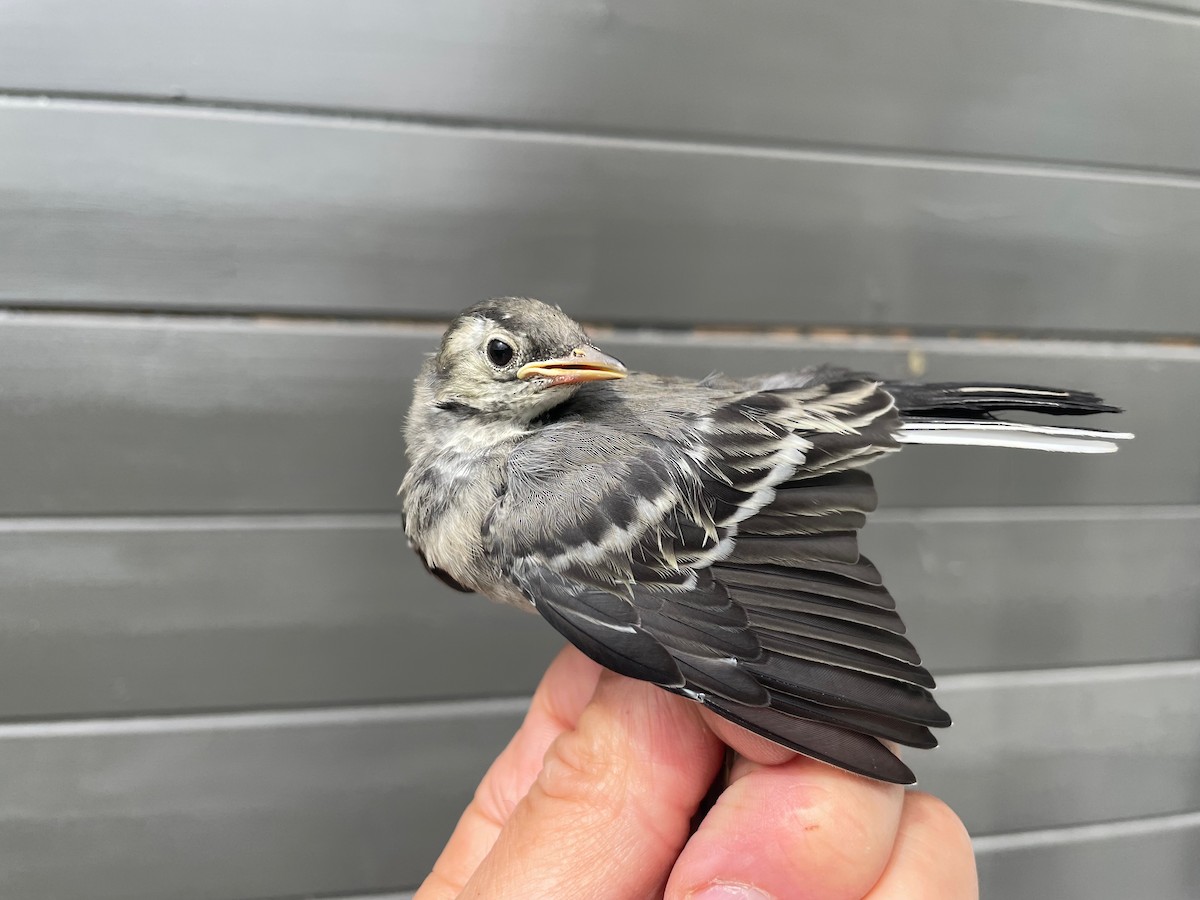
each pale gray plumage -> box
[401,297,1132,784]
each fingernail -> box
[688,883,774,900]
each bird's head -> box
[420,297,628,421]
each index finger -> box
[415,644,603,900]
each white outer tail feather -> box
[897,420,1135,454]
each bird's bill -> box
[517,346,628,387]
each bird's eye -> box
[486,338,515,367]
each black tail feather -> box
[885,381,1122,418]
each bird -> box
[400,297,1131,784]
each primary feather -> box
[401,298,1132,784]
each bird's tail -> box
[885,382,1133,454]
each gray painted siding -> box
[974,813,1200,900]
[4,100,1200,333]
[1,317,1194,514]
[1,511,1196,720]
[0,701,528,900]
[3,0,1200,171]
[0,671,1195,897]
[1,3,1196,898]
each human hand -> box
[415,645,978,900]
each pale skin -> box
[416,646,979,900]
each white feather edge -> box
[897,421,1134,454]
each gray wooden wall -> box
[1,2,1197,898]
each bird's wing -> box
[486,377,948,784]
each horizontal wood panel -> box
[0,702,526,900]
[0,510,1194,719]
[975,814,1200,900]
[862,507,1200,673]
[0,315,1187,515]
[0,519,562,719]
[4,101,1200,333]
[2,1,1199,172]
[916,662,1200,834]
[1,666,1195,897]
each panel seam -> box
[0,657,1195,734]
[973,808,1200,848]
[2,307,1199,355]
[2,91,1200,187]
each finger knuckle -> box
[533,726,627,820]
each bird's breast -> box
[403,443,528,609]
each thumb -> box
[459,671,724,900]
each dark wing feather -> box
[488,376,949,784]
[515,564,685,687]
[705,700,918,784]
